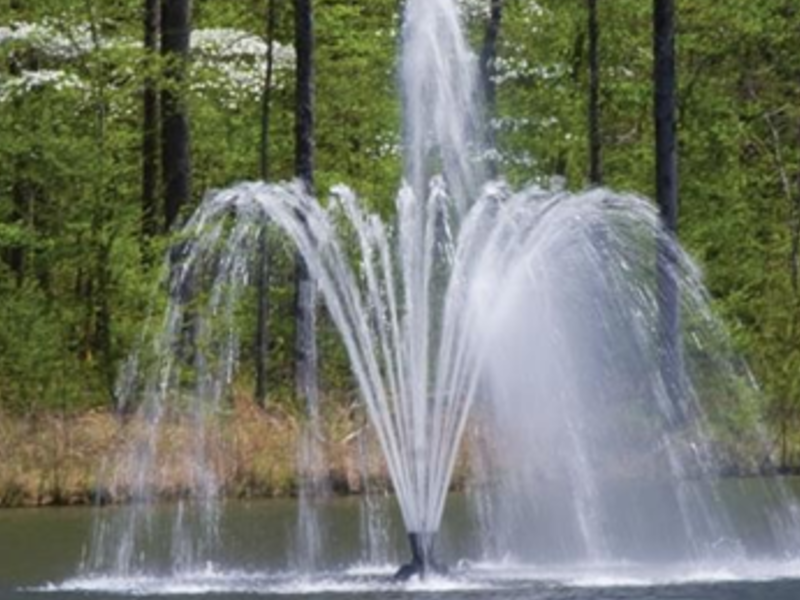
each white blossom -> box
[502,150,536,169]
[458,0,545,22]
[0,69,87,103]
[0,20,95,58]
[374,133,403,158]
[191,28,294,104]
[493,56,565,86]
[458,0,490,21]
[523,2,546,19]
[191,28,294,66]
[1,21,296,104]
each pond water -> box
[2,494,800,600]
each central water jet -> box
[395,532,447,581]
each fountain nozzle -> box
[394,532,447,581]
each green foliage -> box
[0,280,97,413]
[1,0,800,468]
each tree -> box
[481,0,503,177]
[7,55,31,287]
[142,0,160,248]
[255,0,279,408]
[5,0,35,286]
[161,0,192,231]
[294,0,318,409]
[260,0,278,182]
[654,0,682,419]
[588,0,602,185]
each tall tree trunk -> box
[161,0,196,383]
[655,0,678,234]
[588,0,602,185]
[480,0,503,178]
[255,0,278,408]
[255,228,271,407]
[260,0,278,182]
[293,0,319,410]
[654,0,683,421]
[161,0,192,231]
[142,0,160,252]
[295,0,315,188]
[292,3,325,572]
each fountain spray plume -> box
[463,187,800,566]
[82,0,800,584]
[394,0,488,577]
[84,0,489,580]
[85,197,261,576]
[402,0,486,215]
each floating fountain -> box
[80,0,800,588]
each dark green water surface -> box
[1,498,800,600]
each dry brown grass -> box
[0,396,393,508]
[0,410,117,506]
[0,392,476,508]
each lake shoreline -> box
[0,399,472,509]
[0,399,793,510]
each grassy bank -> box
[0,398,469,508]
[1,394,786,509]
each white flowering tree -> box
[0,0,405,410]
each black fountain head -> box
[394,532,448,581]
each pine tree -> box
[588,0,602,185]
[294,0,319,409]
[142,0,160,249]
[161,0,192,231]
[654,0,683,420]
[255,0,279,408]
